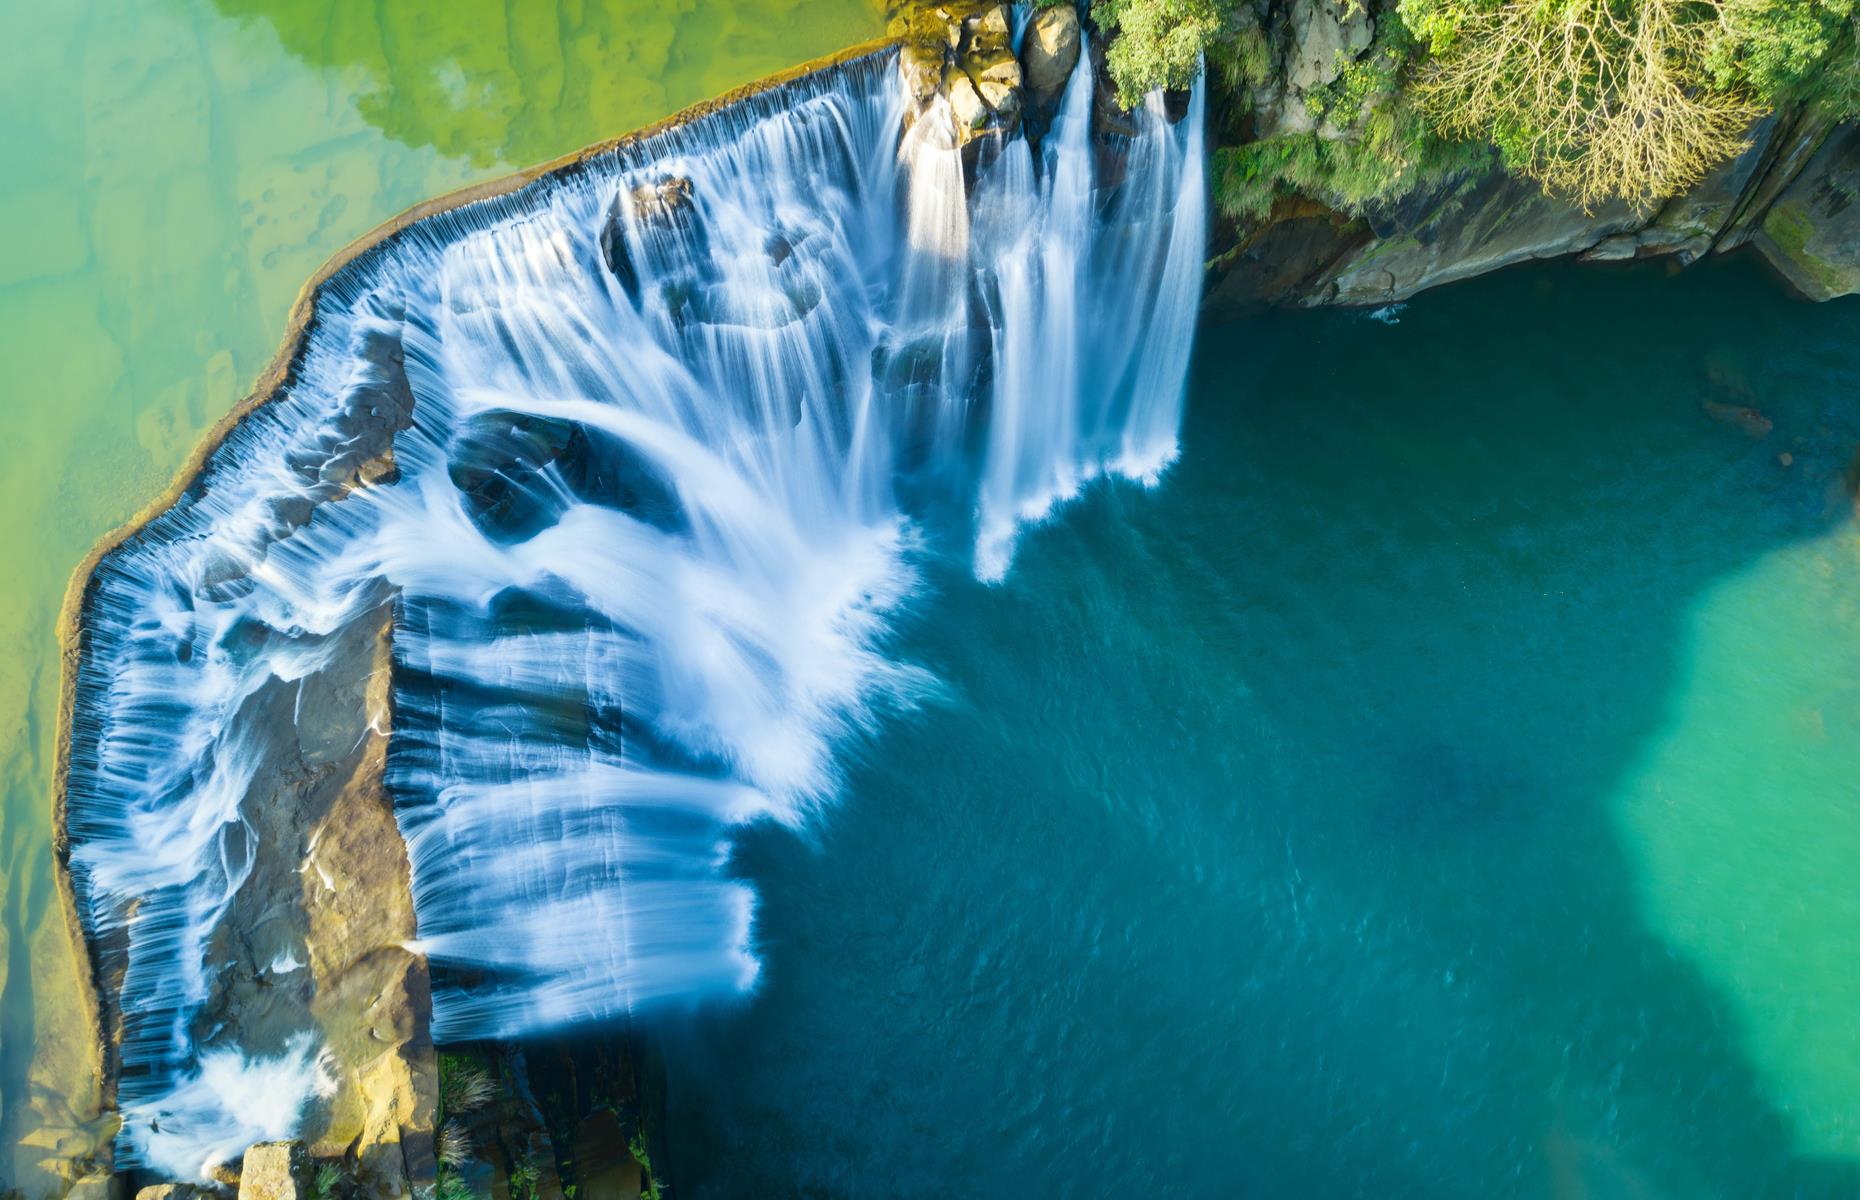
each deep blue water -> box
[656,258,1860,1199]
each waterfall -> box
[61,44,1205,1179]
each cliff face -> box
[1200,0,1860,309]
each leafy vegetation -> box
[439,1057,495,1117]
[1395,0,1860,207]
[432,1168,475,1200]
[1214,12,1489,219]
[1061,0,1860,214]
[312,1163,346,1200]
[1706,0,1860,106]
[1092,0,1236,105]
[438,1120,475,1170]
[507,1154,543,1200]
[628,1128,666,1200]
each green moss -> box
[1761,201,1854,293]
[627,1129,665,1200]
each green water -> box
[0,1,881,1190]
[657,259,1860,1198]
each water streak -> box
[62,46,1205,1177]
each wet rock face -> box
[1750,124,1860,301]
[600,176,703,300]
[897,3,1024,159]
[192,610,436,1196]
[1250,0,1377,140]
[1210,104,1860,309]
[197,313,415,601]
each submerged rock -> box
[1702,398,1774,437]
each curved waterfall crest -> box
[60,44,1206,1178]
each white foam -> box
[124,1033,336,1180]
[64,46,1208,1171]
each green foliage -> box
[438,1120,475,1170]
[1396,0,1860,205]
[507,1155,542,1200]
[1213,5,1487,220]
[312,1164,345,1200]
[627,1130,664,1200]
[1706,0,1859,105]
[1075,0,1860,211]
[1095,0,1237,106]
[1222,17,1276,91]
[433,1168,476,1200]
[1215,119,1484,220]
[439,1056,496,1119]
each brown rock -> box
[1285,0,1374,93]
[238,1142,307,1200]
[900,39,945,106]
[946,71,989,133]
[1749,124,1860,301]
[629,177,693,226]
[135,1186,203,1200]
[572,1110,642,1200]
[965,4,1011,51]
[1578,233,1638,262]
[66,1176,124,1200]
[1022,5,1081,103]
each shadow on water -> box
[652,257,1860,1198]
[200,0,884,169]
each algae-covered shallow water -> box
[656,258,1860,1198]
[0,1,880,1188]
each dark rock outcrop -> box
[1210,102,1860,309]
[1750,124,1860,300]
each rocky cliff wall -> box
[1199,0,1860,309]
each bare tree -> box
[1411,0,1762,208]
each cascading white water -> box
[62,42,1205,1179]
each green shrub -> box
[1094,0,1237,105]
[439,1057,495,1118]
